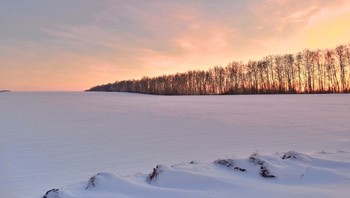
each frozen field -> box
[1,92,350,197]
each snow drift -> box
[42,151,350,198]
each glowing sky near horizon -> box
[1,0,350,91]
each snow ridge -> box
[42,151,350,198]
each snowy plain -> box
[1,92,350,197]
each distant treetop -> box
[0,90,11,93]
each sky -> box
[1,0,350,91]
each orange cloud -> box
[298,3,350,49]
[244,0,350,56]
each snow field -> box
[1,92,350,197]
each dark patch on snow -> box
[147,165,163,183]
[42,188,60,198]
[234,167,246,172]
[189,160,201,165]
[214,159,246,172]
[249,152,264,165]
[86,173,112,189]
[282,151,300,160]
[214,159,234,168]
[86,174,97,189]
[249,152,275,178]
[260,166,275,178]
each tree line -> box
[87,44,350,95]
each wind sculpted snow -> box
[1,92,350,197]
[42,151,350,198]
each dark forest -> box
[87,44,350,95]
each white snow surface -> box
[1,92,350,197]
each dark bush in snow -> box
[42,188,60,198]
[147,165,163,183]
[234,167,246,172]
[260,166,275,178]
[249,152,264,165]
[249,152,275,178]
[214,159,246,172]
[189,160,200,164]
[214,159,234,168]
[86,174,97,189]
[282,151,300,160]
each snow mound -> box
[42,151,350,198]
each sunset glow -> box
[1,0,350,91]
[299,4,350,49]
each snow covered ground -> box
[1,92,350,197]
[42,151,350,198]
